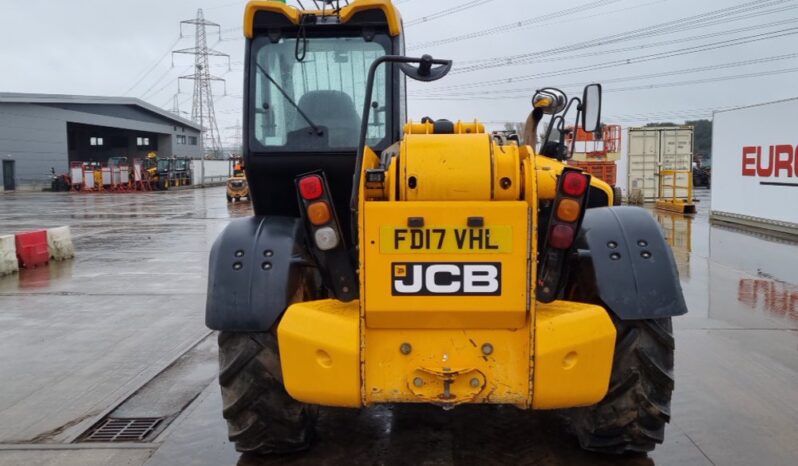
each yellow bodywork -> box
[244,0,402,39]
[278,120,618,410]
[363,201,529,329]
[279,299,361,407]
[533,301,616,409]
[226,175,249,200]
[278,298,615,408]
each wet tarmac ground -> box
[0,187,796,466]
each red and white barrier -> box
[83,167,96,191]
[15,230,49,269]
[47,226,75,261]
[101,166,112,189]
[0,235,18,275]
[70,162,84,192]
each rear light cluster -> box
[548,171,589,250]
[537,168,591,303]
[295,171,358,302]
[297,174,339,251]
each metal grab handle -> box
[349,55,453,245]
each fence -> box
[41,159,234,193]
[190,160,232,186]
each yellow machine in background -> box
[206,0,687,457]
[226,158,250,203]
[143,152,192,190]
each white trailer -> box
[626,126,694,201]
[711,98,798,236]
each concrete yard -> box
[0,187,796,466]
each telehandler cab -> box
[206,0,687,456]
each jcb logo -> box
[391,262,501,296]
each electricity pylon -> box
[173,9,230,159]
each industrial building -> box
[0,93,203,191]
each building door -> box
[2,160,15,191]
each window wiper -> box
[256,63,323,136]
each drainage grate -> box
[83,417,162,442]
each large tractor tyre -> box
[567,317,674,454]
[218,331,318,455]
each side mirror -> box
[532,88,567,115]
[398,54,452,82]
[581,84,602,133]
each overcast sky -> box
[1,0,797,141]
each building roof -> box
[0,92,202,131]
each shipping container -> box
[627,126,694,201]
[616,128,630,196]
[711,98,798,236]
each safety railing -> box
[656,169,696,214]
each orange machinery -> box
[565,124,621,186]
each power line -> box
[409,65,798,101]
[122,36,182,96]
[408,0,624,50]
[405,0,495,28]
[450,0,798,74]
[482,104,738,125]
[453,15,798,68]
[412,25,798,93]
[449,0,671,52]
[413,51,798,98]
[140,64,193,101]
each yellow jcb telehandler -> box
[206,0,687,456]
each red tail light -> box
[549,224,575,249]
[562,171,588,197]
[299,175,324,200]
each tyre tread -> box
[218,331,317,455]
[569,318,675,454]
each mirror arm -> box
[541,114,559,152]
[350,55,452,245]
[569,96,583,160]
[525,107,544,152]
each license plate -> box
[380,226,512,254]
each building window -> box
[188,136,198,146]
[137,137,151,147]
[90,137,104,146]
[176,135,187,145]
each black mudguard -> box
[574,206,688,320]
[206,216,310,332]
